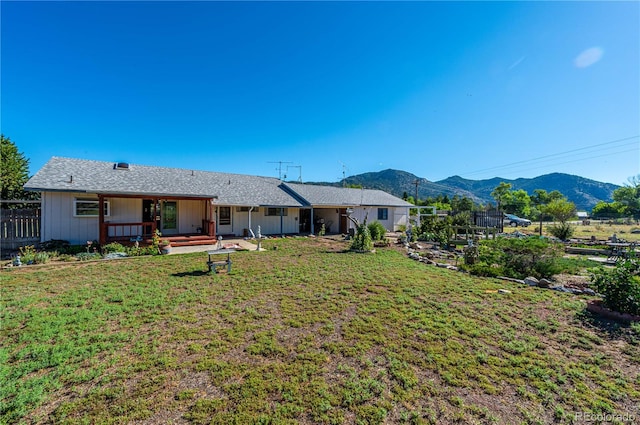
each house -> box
[24,157,413,246]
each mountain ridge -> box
[306,169,620,211]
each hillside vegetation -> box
[308,169,619,211]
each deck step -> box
[170,239,218,247]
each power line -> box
[495,147,639,177]
[460,135,639,178]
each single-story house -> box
[24,157,413,246]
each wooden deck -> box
[164,234,219,247]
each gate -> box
[1,208,41,251]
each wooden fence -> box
[1,208,41,251]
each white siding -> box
[392,207,409,231]
[41,192,100,244]
[347,206,407,232]
[107,197,142,238]
[179,200,204,234]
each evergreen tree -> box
[1,135,37,202]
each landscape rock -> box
[538,278,552,288]
[583,288,597,296]
[498,276,525,284]
[524,276,539,287]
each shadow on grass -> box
[576,309,639,341]
[172,270,210,277]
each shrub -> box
[76,252,102,261]
[465,236,563,279]
[351,222,373,252]
[418,216,453,247]
[102,242,126,254]
[548,222,575,241]
[126,246,159,256]
[33,252,51,264]
[590,260,640,316]
[367,221,387,241]
[40,239,70,252]
[18,245,37,264]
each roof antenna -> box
[268,160,293,180]
[69,175,73,183]
[286,165,302,183]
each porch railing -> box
[103,221,156,243]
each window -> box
[265,207,288,216]
[74,199,110,217]
[219,207,231,225]
[377,208,388,220]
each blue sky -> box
[2,1,638,186]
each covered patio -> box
[97,194,217,247]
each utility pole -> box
[268,161,292,180]
[413,179,420,205]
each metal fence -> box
[472,210,504,232]
[1,208,41,251]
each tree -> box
[1,135,36,202]
[544,198,577,240]
[591,201,625,219]
[505,189,531,217]
[451,195,475,212]
[491,182,512,211]
[531,189,565,235]
[612,175,640,219]
[544,198,576,223]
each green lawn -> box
[2,237,639,424]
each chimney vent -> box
[114,162,130,170]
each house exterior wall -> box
[41,192,98,244]
[178,199,204,234]
[41,192,138,244]
[38,192,407,243]
[346,206,408,232]
[257,208,299,235]
[392,207,409,231]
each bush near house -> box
[367,221,387,241]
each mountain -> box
[308,169,620,211]
[437,173,620,211]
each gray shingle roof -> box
[284,183,413,207]
[25,157,412,208]
[24,157,304,207]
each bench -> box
[207,249,235,273]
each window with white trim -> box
[377,208,388,220]
[74,199,110,217]
[219,207,231,225]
